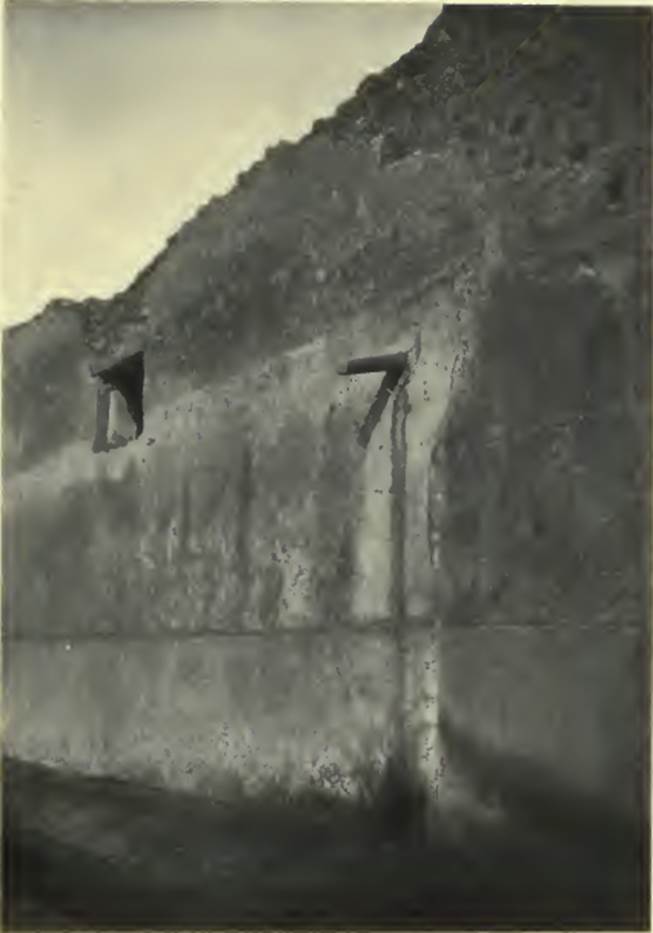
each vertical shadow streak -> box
[357,370,402,450]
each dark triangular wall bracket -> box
[92,351,144,453]
[337,351,410,449]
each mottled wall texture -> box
[4,310,454,796]
[3,3,650,850]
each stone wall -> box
[4,299,462,798]
[3,5,650,838]
[430,6,650,839]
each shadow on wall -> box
[439,266,648,632]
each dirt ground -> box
[3,757,646,930]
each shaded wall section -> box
[431,3,650,860]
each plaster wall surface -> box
[3,6,650,835]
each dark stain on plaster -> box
[178,473,192,556]
[258,563,284,630]
[313,404,357,625]
[235,440,254,626]
[389,377,410,767]
[92,385,113,454]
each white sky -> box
[2,1,440,328]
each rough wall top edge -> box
[3,1,557,351]
[2,7,446,346]
[4,3,650,348]
[5,3,649,477]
